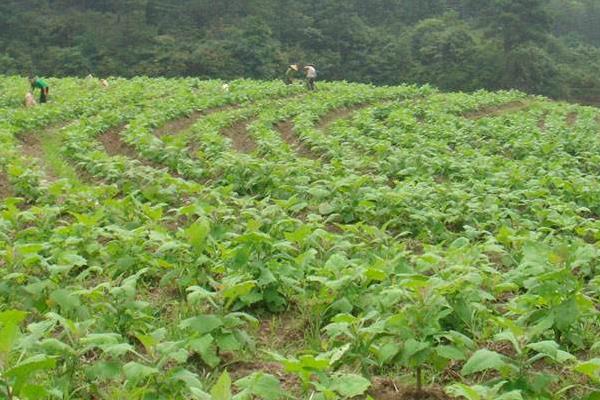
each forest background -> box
[2,0,600,100]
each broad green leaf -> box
[100,342,134,357]
[436,345,466,361]
[233,372,284,400]
[135,333,158,356]
[330,373,371,397]
[377,342,401,364]
[0,321,21,354]
[187,286,218,307]
[582,392,600,400]
[81,333,121,346]
[365,267,387,282]
[216,333,241,352]
[20,384,49,399]
[554,297,578,332]
[446,382,522,400]
[527,341,574,363]
[58,252,87,267]
[284,225,313,243]
[0,309,27,354]
[445,383,481,400]
[330,297,353,314]
[190,335,220,368]
[283,355,329,373]
[123,362,159,383]
[85,361,121,380]
[0,310,28,326]
[180,315,223,334]
[5,354,56,393]
[5,354,56,379]
[403,338,431,364]
[494,331,521,355]
[185,218,211,252]
[170,368,204,389]
[222,281,256,307]
[39,338,75,355]
[461,349,510,376]
[324,343,351,365]
[211,370,232,400]
[574,358,600,381]
[49,289,81,312]
[168,348,189,363]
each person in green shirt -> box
[30,77,49,103]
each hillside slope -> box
[0,76,598,399]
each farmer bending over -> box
[30,77,49,103]
[284,64,299,85]
[303,64,317,91]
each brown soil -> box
[221,119,257,153]
[485,251,506,268]
[538,111,548,131]
[155,111,204,138]
[485,340,517,358]
[20,132,44,159]
[257,314,305,351]
[154,105,239,138]
[369,378,450,400]
[406,239,425,255]
[566,111,578,127]
[98,125,138,158]
[463,100,532,120]
[325,223,343,234]
[97,125,182,177]
[275,120,318,159]
[18,131,58,181]
[0,171,11,198]
[317,104,372,131]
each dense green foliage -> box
[2,0,600,98]
[0,76,599,399]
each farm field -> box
[0,76,599,399]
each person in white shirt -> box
[303,64,317,91]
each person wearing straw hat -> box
[303,64,317,91]
[284,64,299,85]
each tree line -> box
[1,0,600,100]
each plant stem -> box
[416,367,422,397]
[4,381,13,400]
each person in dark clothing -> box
[30,77,49,103]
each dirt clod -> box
[566,111,578,127]
[98,125,138,158]
[155,105,239,138]
[463,100,532,120]
[276,120,318,159]
[257,314,305,350]
[221,119,257,153]
[317,104,372,131]
[369,378,450,400]
[18,131,58,181]
[155,112,203,138]
[98,125,178,175]
[0,171,12,198]
[538,111,548,131]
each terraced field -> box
[0,76,599,400]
